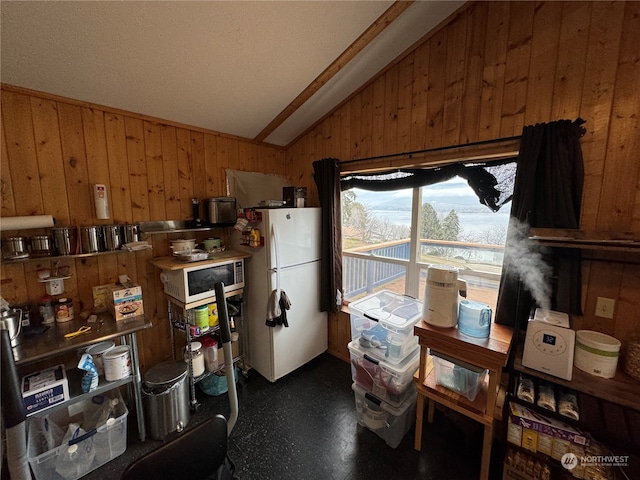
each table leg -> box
[127,332,146,442]
[480,422,493,480]
[414,393,424,451]
[427,398,435,423]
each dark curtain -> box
[341,160,517,212]
[313,158,343,313]
[495,119,585,329]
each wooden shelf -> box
[512,341,640,411]
[529,228,640,253]
[149,249,250,271]
[1,248,133,265]
[416,355,491,424]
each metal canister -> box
[102,224,122,251]
[80,226,102,253]
[52,227,78,255]
[30,235,54,257]
[121,224,140,244]
[2,236,28,259]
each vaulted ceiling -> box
[1,1,464,147]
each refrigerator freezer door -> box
[264,208,321,269]
[249,259,327,382]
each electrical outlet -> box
[595,297,615,319]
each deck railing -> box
[343,239,504,299]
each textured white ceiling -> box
[1,1,463,147]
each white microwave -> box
[160,258,245,304]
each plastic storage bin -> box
[352,383,417,448]
[27,389,128,480]
[348,339,419,407]
[431,351,488,402]
[349,290,422,364]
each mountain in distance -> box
[351,179,495,214]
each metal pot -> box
[102,224,122,251]
[122,224,140,244]
[2,236,28,259]
[80,226,102,253]
[0,308,23,347]
[30,235,54,257]
[203,197,237,226]
[52,227,78,255]
[170,238,196,253]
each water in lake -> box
[368,209,510,236]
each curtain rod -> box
[339,135,522,166]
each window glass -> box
[342,177,510,311]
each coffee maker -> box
[422,265,467,328]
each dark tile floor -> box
[33,353,502,480]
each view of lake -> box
[350,179,513,237]
[368,209,511,236]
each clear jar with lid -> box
[38,295,55,324]
[184,341,205,377]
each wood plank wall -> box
[1,87,285,372]
[285,1,640,362]
[2,1,639,369]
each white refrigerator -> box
[239,207,327,382]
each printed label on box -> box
[509,402,590,446]
[107,283,144,320]
[22,365,69,414]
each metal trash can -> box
[143,360,190,440]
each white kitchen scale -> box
[522,308,575,381]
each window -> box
[341,176,512,312]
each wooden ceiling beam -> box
[253,0,414,143]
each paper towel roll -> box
[0,215,55,231]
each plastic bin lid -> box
[349,290,422,329]
[348,339,420,374]
[144,360,188,387]
[352,382,417,415]
[430,350,486,374]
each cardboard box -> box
[92,284,113,312]
[109,283,144,320]
[95,283,144,320]
[508,402,590,448]
[22,365,70,414]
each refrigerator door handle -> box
[272,223,282,294]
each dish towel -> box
[265,290,291,327]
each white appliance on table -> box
[236,207,327,382]
[522,308,575,381]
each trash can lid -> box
[144,360,188,387]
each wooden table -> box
[413,320,513,480]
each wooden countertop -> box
[149,249,251,270]
[414,320,513,370]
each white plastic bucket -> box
[103,346,132,381]
[85,341,115,376]
[574,330,621,379]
